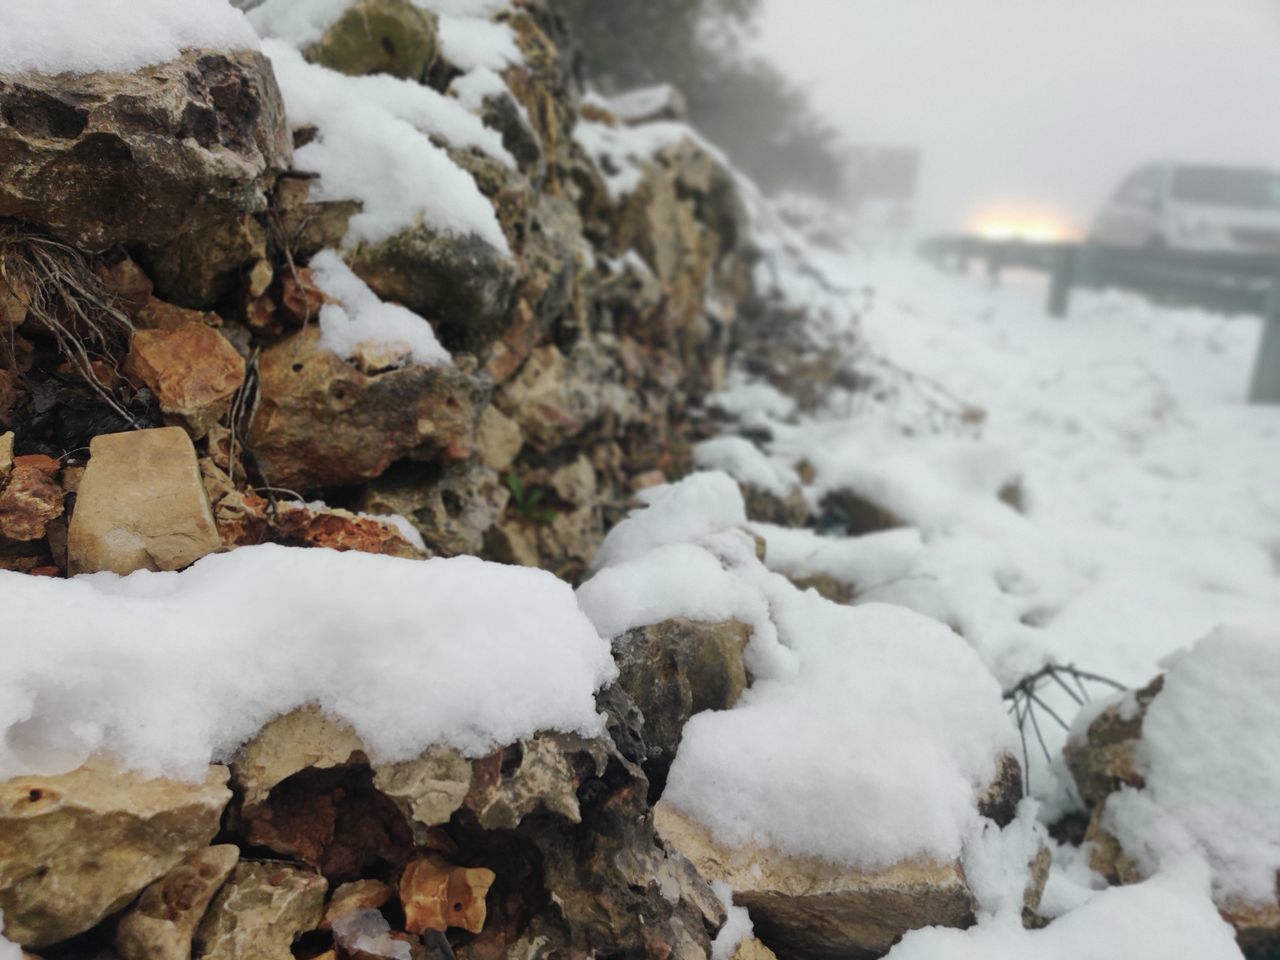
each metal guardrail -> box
[918,235,1280,403]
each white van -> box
[1091,163,1280,252]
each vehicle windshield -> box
[1170,165,1280,209]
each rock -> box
[271,501,425,558]
[305,0,439,80]
[247,328,486,491]
[135,297,222,333]
[347,227,516,356]
[464,733,609,831]
[1063,677,1164,809]
[818,488,906,536]
[128,322,246,437]
[273,174,361,261]
[228,708,414,881]
[321,879,393,931]
[732,938,780,960]
[0,50,291,304]
[784,573,856,606]
[333,908,423,960]
[115,845,240,960]
[371,748,472,841]
[95,255,154,318]
[194,862,326,960]
[0,454,62,542]
[229,706,367,814]
[976,753,1025,829]
[476,405,524,473]
[494,347,583,452]
[358,462,508,557]
[612,619,750,797]
[400,854,495,935]
[0,761,230,949]
[67,427,222,575]
[655,803,976,960]
[741,482,810,528]
[278,267,329,327]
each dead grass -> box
[0,222,139,426]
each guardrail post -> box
[1249,277,1280,403]
[1047,244,1078,318]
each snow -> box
[586,472,751,573]
[664,594,1016,867]
[578,473,1017,870]
[0,545,616,781]
[708,376,797,422]
[247,0,352,48]
[1105,627,1280,905]
[0,0,259,75]
[692,437,800,498]
[732,259,1280,811]
[752,523,922,593]
[262,40,511,251]
[710,882,753,960]
[609,84,684,123]
[885,862,1243,960]
[574,117,728,199]
[310,250,452,367]
[450,66,514,113]
[436,16,521,71]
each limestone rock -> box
[494,347,583,452]
[305,0,439,80]
[129,322,246,437]
[348,227,516,356]
[613,618,750,796]
[228,708,414,881]
[732,937,780,960]
[115,845,240,960]
[0,761,230,949]
[194,862,325,960]
[655,803,976,960]
[321,879,393,931]
[67,427,221,576]
[476,405,524,473]
[0,454,62,542]
[464,733,609,831]
[0,50,291,304]
[358,461,508,557]
[248,328,486,491]
[371,747,472,840]
[1063,677,1164,809]
[230,706,367,814]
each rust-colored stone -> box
[0,456,63,541]
[279,267,329,326]
[136,297,222,333]
[130,322,245,437]
[95,256,153,318]
[400,854,495,935]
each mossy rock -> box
[304,0,438,80]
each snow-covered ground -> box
[741,257,1280,790]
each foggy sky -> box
[756,0,1280,235]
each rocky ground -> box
[0,2,1277,960]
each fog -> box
[756,0,1280,237]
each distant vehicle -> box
[1091,162,1280,253]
